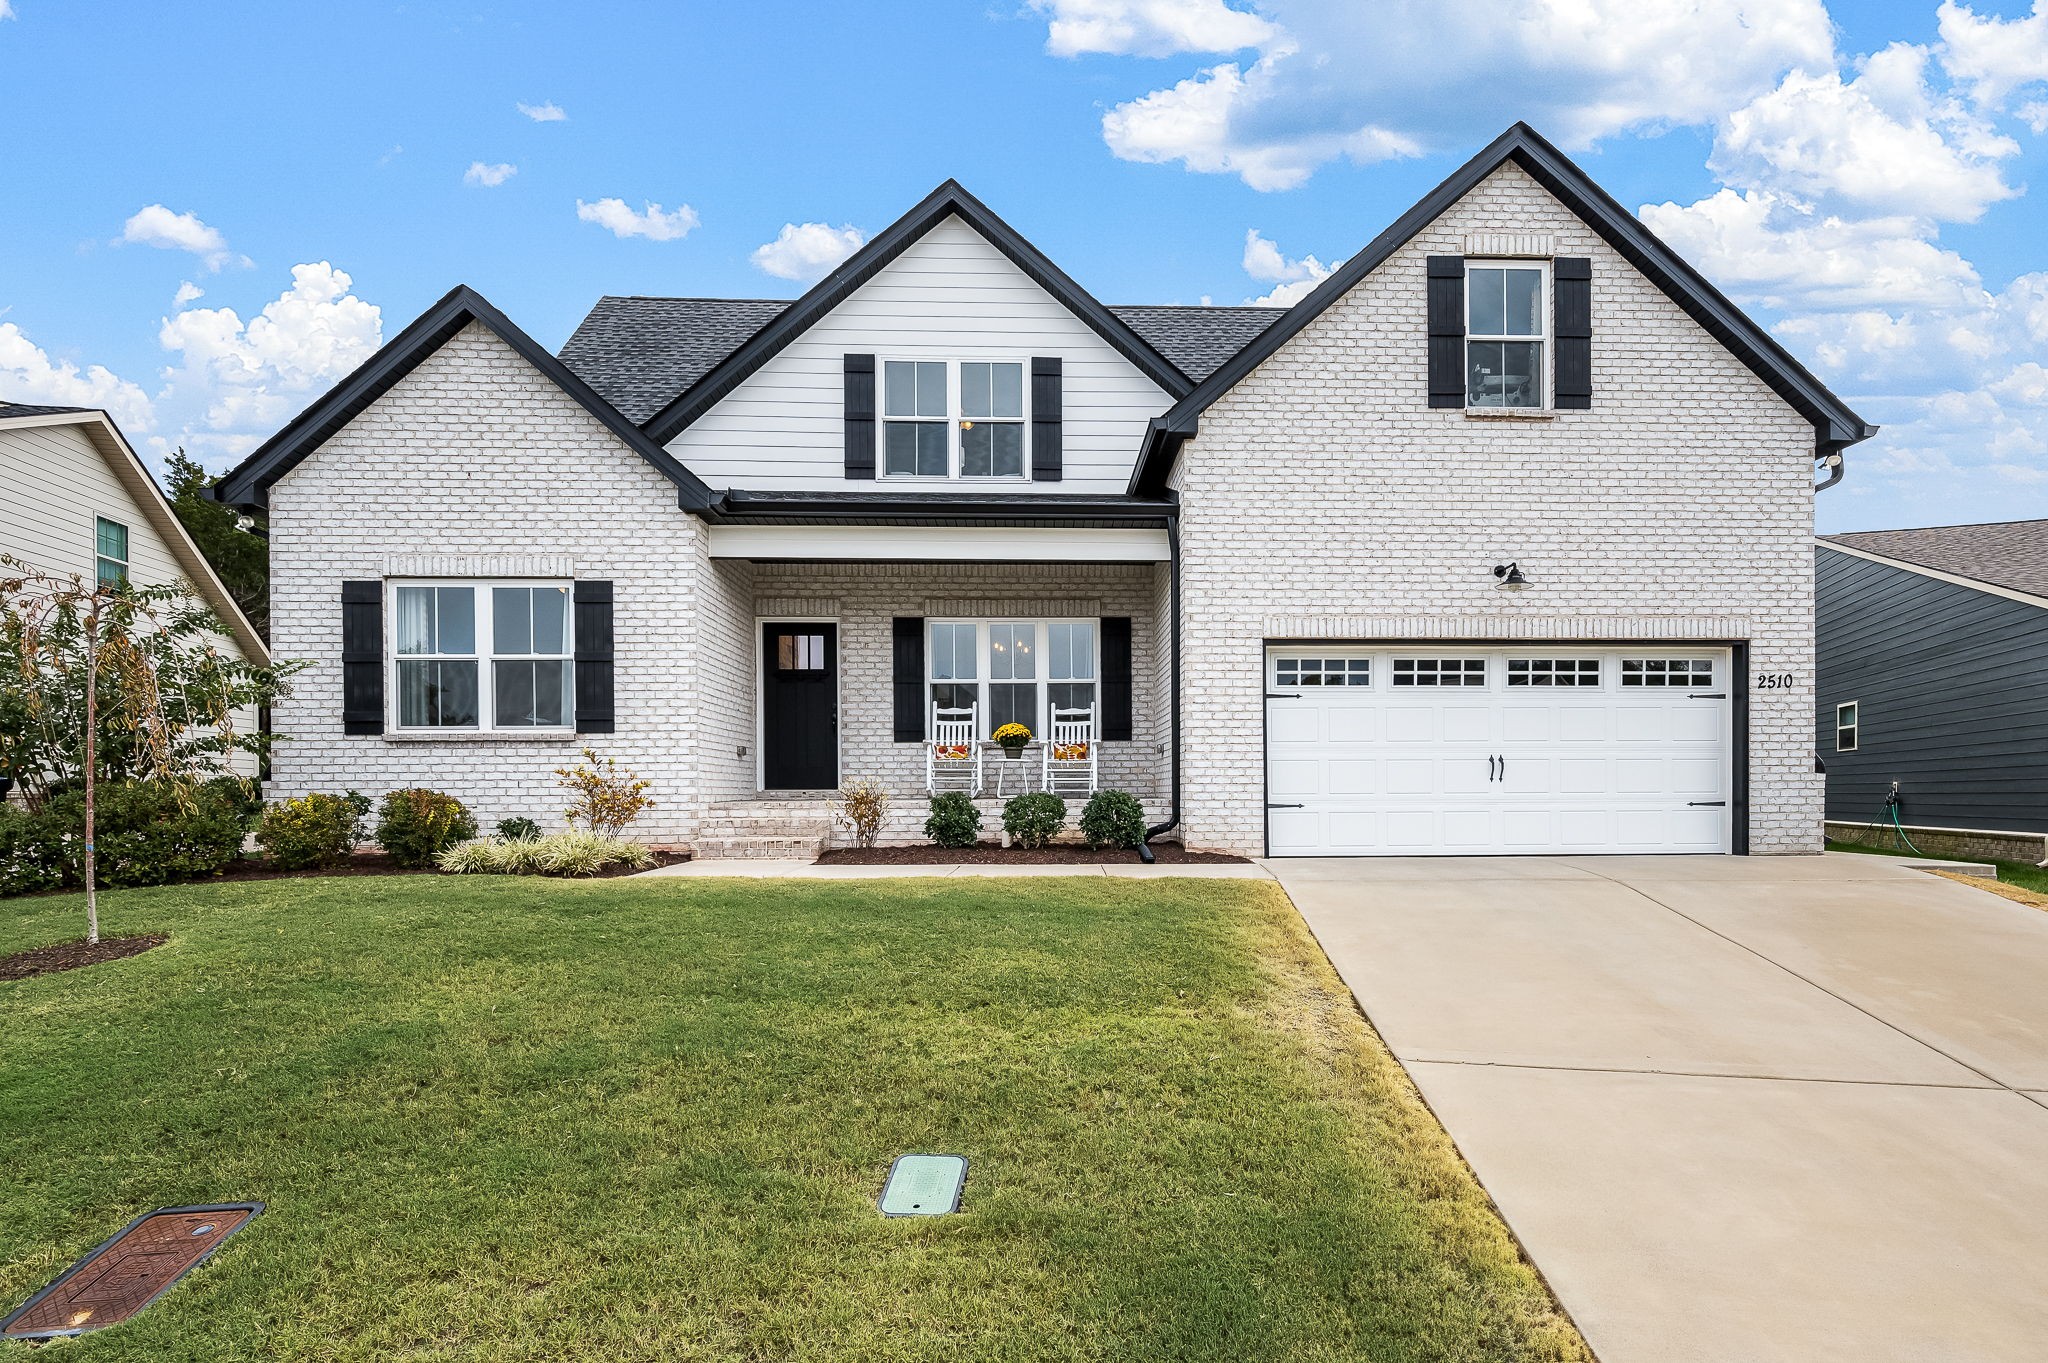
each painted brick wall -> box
[748,561,1168,798]
[1174,162,1824,855]
[268,322,726,841]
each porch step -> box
[691,834,826,860]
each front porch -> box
[695,558,1172,857]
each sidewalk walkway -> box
[638,859,1272,879]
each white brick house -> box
[215,124,1872,858]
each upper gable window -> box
[1465,261,1547,409]
[882,359,1027,480]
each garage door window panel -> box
[1393,658,1487,687]
[1274,657,1370,688]
[1621,658,1713,688]
[1508,658,1601,687]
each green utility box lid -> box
[879,1154,967,1217]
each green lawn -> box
[1,875,1586,1362]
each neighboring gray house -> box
[1817,522,2048,864]
[214,124,1872,858]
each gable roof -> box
[213,285,717,512]
[559,295,1289,424]
[1128,121,1877,497]
[1821,520,2048,602]
[637,180,1196,444]
[0,405,269,660]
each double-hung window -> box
[95,517,128,585]
[392,582,573,731]
[882,359,1027,480]
[1835,702,1858,753]
[1466,261,1547,409]
[927,619,1097,737]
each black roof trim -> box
[707,488,1178,528]
[641,180,1193,443]
[214,285,717,511]
[0,401,92,419]
[1128,122,1878,497]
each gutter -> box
[1138,513,1182,862]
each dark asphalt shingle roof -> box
[1823,521,2048,599]
[556,296,1288,425]
[0,401,90,419]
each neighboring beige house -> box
[0,402,271,780]
[215,124,1873,858]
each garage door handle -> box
[1267,803,1304,809]
[1689,693,1727,699]
[1688,801,1726,807]
[1265,692,1301,699]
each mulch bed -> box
[204,849,688,882]
[1,932,167,982]
[817,841,1247,865]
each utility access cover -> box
[878,1154,967,1217]
[1,1203,262,1339]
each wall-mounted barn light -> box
[1492,562,1530,592]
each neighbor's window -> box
[95,517,128,585]
[928,619,1097,736]
[1836,701,1858,752]
[883,359,1027,480]
[392,582,572,731]
[1466,261,1546,409]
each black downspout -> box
[1139,513,1182,862]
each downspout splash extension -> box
[1139,516,1182,863]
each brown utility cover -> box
[1,1204,260,1338]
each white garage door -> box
[1265,647,1733,856]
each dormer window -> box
[1465,261,1547,409]
[881,359,1027,480]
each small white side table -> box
[986,743,1038,797]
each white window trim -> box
[386,578,576,734]
[927,618,1098,737]
[878,358,1032,484]
[1464,258,1552,411]
[95,515,129,584]
[1836,700,1859,753]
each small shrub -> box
[496,817,541,843]
[833,779,889,849]
[376,788,479,869]
[0,804,67,896]
[202,775,265,827]
[1080,789,1148,851]
[435,831,654,877]
[49,782,247,887]
[924,792,982,849]
[556,748,655,836]
[1002,792,1067,849]
[257,792,368,870]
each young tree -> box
[0,557,295,942]
[165,449,269,638]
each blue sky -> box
[2,0,2045,533]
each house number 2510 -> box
[1754,673,1796,689]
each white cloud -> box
[156,262,381,444]
[575,197,699,241]
[173,281,204,306]
[1031,0,1277,58]
[517,101,567,122]
[1239,228,1335,304]
[1067,0,1835,189]
[1937,0,2048,110]
[464,161,517,187]
[750,222,866,282]
[0,322,153,431]
[1708,49,2017,222]
[119,204,244,272]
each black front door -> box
[762,622,838,789]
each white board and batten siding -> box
[669,215,1173,495]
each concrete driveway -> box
[1272,853,2048,1363]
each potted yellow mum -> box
[992,722,1032,759]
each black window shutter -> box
[1100,616,1133,742]
[1426,255,1466,409]
[340,580,383,735]
[1554,257,1592,410]
[892,617,925,742]
[574,580,615,734]
[844,353,876,480]
[1031,356,1063,482]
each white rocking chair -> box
[926,704,983,796]
[1042,708,1098,797]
